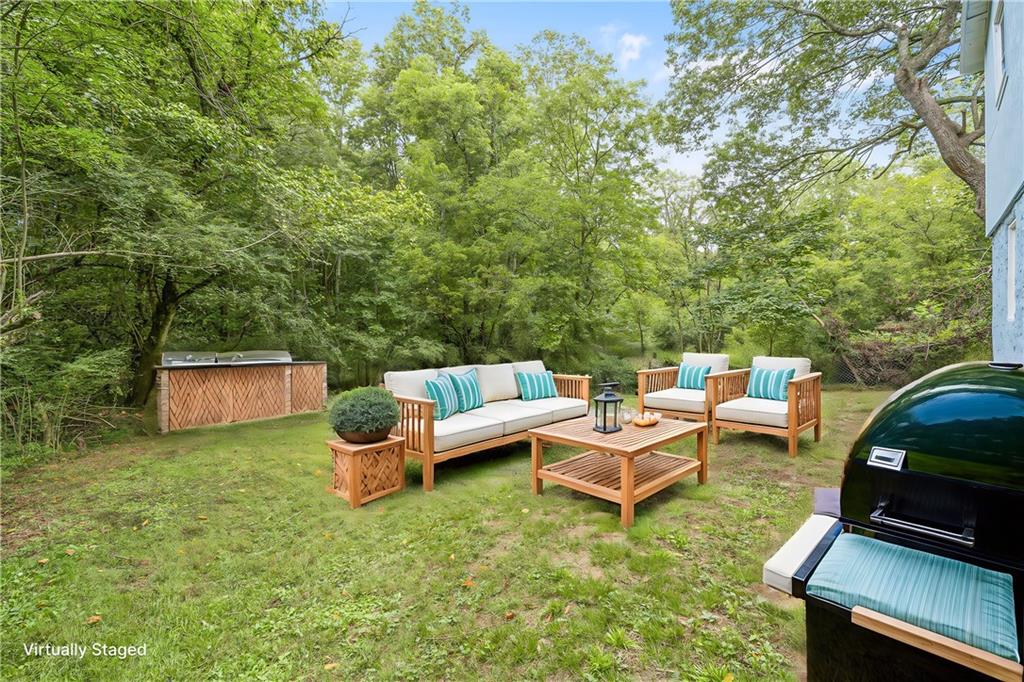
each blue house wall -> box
[983,0,1024,362]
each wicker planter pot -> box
[327,436,406,509]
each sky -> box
[323,1,707,175]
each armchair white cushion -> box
[642,388,706,414]
[715,396,789,428]
[682,352,730,374]
[752,355,811,378]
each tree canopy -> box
[1,0,990,463]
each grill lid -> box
[160,351,218,366]
[216,350,291,365]
[845,361,1024,491]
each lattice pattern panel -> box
[169,369,228,430]
[291,364,326,413]
[230,366,287,422]
[333,452,350,497]
[357,444,403,497]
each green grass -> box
[1,390,887,680]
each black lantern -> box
[593,382,623,433]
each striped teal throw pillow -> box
[516,370,557,401]
[445,368,484,412]
[676,363,712,390]
[424,374,459,420]
[746,366,796,401]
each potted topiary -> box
[328,386,400,443]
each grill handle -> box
[870,506,975,548]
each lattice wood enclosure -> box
[328,436,406,508]
[158,362,327,433]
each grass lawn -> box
[1,389,887,681]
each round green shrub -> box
[328,386,400,434]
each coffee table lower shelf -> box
[536,450,703,525]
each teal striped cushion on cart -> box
[676,363,712,389]
[424,374,459,420]
[445,368,484,412]
[516,370,557,401]
[746,366,795,401]
[807,533,1020,662]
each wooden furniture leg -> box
[531,435,543,495]
[697,427,708,484]
[422,453,434,492]
[620,456,635,528]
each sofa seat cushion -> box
[497,397,588,422]
[643,388,706,414]
[432,413,504,452]
[464,402,552,436]
[716,396,788,428]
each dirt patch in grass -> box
[550,549,605,581]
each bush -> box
[581,354,639,396]
[328,387,400,434]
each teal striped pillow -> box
[516,371,557,400]
[676,363,712,390]
[445,368,484,412]
[424,374,459,420]
[747,366,795,401]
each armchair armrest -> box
[707,368,750,408]
[391,393,434,455]
[553,373,590,401]
[637,366,679,397]
[787,372,822,428]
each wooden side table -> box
[327,435,406,509]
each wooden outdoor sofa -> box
[383,361,590,491]
[638,354,822,457]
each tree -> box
[663,0,987,219]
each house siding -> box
[986,0,1024,362]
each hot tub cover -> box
[806,533,1020,662]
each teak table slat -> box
[529,417,707,528]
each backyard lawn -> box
[1,389,886,681]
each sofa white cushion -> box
[763,514,838,595]
[465,402,552,436]
[440,364,478,376]
[476,363,519,402]
[643,388,706,414]
[432,413,504,452]
[384,368,438,400]
[512,360,546,376]
[498,397,588,422]
[752,356,811,378]
[716,396,789,428]
[682,352,730,374]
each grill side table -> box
[327,436,406,508]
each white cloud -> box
[598,23,621,52]
[617,32,650,70]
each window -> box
[1009,221,1017,322]
[994,1,1008,108]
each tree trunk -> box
[130,279,179,406]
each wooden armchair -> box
[707,364,822,457]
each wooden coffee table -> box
[529,417,707,528]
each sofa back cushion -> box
[424,374,460,420]
[444,367,485,412]
[752,355,811,377]
[747,366,795,401]
[511,361,546,397]
[476,363,519,402]
[682,352,730,374]
[383,368,438,399]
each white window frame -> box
[994,1,1008,108]
[1009,220,1017,322]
